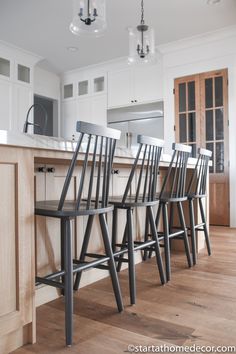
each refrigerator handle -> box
[126,132,132,149]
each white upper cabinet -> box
[108,68,132,108]
[133,64,163,103]
[62,99,77,140]
[0,46,36,133]
[108,63,163,108]
[63,73,107,100]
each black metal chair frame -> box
[187,147,212,265]
[110,135,166,305]
[35,121,124,347]
[146,143,193,282]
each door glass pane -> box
[18,64,30,83]
[206,143,214,173]
[190,144,196,158]
[215,76,223,107]
[64,84,73,99]
[94,77,104,93]
[179,113,186,142]
[179,83,186,112]
[0,57,10,77]
[205,78,213,108]
[78,80,88,96]
[206,110,214,141]
[188,81,195,111]
[216,142,224,173]
[188,112,196,142]
[215,108,224,140]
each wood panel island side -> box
[0,131,209,353]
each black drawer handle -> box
[111,169,120,175]
[36,166,46,173]
[47,167,55,173]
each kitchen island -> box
[0,131,208,353]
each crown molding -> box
[158,25,236,54]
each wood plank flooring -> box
[12,226,236,353]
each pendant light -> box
[70,0,106,36]
[128,0,158,64]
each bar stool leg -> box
[177,202,192,268]
[117,221,128,273]
[99,213,124,312]
[148,201,162,259]
[74,215,94,291]
[143,208,150,261]
[199,198,211,256]
[127,208,136,305]
[162,202,171,281]
[189,198,197,265]
[148,206,166,285]
[169,203,174,251]
[62,218,73,347]
[61,219,65,296]
[112,208,118,252]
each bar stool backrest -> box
[122,135,164,204]
[160,143,192,199]
[58,121,121,211]
[187,147,212,196]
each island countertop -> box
[0,130,198,166]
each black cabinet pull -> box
[36,166,46,173]
[111,169,120,175]
[47,167,55,173]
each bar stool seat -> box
[36,200,114,217]
[156,192,188,203]
[109,195,158,208]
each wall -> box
[34,66,60,101]
[34,66,61,136]
[160,26,236,226]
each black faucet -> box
[23,103,48,135]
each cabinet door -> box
[0,80,12,130]
[12,83,33,133]
[91,94,107,126]
[0,149,34,353]
[108,68,132,108]
[61,100,77,139]
[133,64,163,103]
[76,96,91,122]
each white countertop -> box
[0,130,198,165]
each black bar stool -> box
[35,121,124,347]
[151,143,193,282]
[109,135,166,305]
[187,147,212,265]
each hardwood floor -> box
[13,227,236,353]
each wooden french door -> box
[174,69,229,226]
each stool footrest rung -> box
[134,240,156,251]
[114,248,128,257]
[114,257,129,263]
[36,276,64,289]
[73,256,110,272]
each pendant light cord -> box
[141,0,145,24]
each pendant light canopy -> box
[70,0,106,36]
[128,0,159,64]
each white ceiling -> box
[0,0,236,73]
